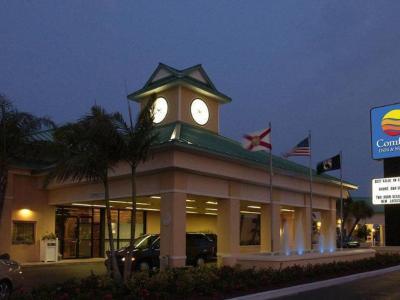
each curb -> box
[21,258,105,268]
[228,264,400,300]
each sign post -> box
[371,103,400,246]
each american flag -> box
[283,137,310,157]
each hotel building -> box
[0,63,357,266]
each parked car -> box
[0,254,23,300]
[336,237,360,248]
[106,233,217,272]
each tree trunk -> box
[0,165,8,220]
[123,166,136,282]
[104,178,121,281]
[347,218,360,240]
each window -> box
[240,214,260,246]
[12,221,35,245]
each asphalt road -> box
[21,262,107,290]
[279,270,400,300]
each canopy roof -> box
[25,121,357,189]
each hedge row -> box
[12,253,400,300]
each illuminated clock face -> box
[191,99,209,125]
[152,97,168,123]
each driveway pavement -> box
[278,270,400,300]
[21,261,107,290]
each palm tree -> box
[48,105,123,280]
[0,94,54,219]
[114,95,157,281]
[347,201,374,239]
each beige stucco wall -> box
[139,85,220,133]
[0,170,55,262]
[180,86,219,133]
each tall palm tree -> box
[48,105,123,280]
[0,94,54,219]
[347,201,374,239]
[114,95,157,281]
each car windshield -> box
[133,235,156,250]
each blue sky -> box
[2,1,400,196]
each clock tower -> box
[127,63,231,134]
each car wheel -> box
[0,280,11,300]
[196,257,205,267]
[138,261,150,271]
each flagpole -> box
[308,131,313,251]
[269,121,274,253]
[340,150,343,250]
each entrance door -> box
[63,217,78,259]
[78,217,92,258]
[62,216,93,258]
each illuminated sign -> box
[371,103,400,159]
[372,177,400,205]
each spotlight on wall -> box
[186,206,197,209]
[205,208,218,211]
[18,208,33,219]
[150,196,161,199]
[186,199,196,203]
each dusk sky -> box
[2,1,400,196]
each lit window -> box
[12,221,35,245]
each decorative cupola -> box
[127,63,231,134]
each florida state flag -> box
[242,127,272,152]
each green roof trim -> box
[353,197,384,213]
[23,121,357,189]
[152,122,357,188]
[127,63,232,104]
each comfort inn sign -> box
[371,103,400,160]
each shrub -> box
[11,253,400,300]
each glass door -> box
[78,217,92,258]
[63,217,78,259]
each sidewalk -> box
[22,257,105,267]
[229,264,400,300]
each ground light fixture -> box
[205,212,217,215]
[186,206,197,209]
[186,199,196,202]
[150,196,161,199]
[205,208,218,211]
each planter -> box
[40,238,59,262]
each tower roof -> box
[127,63,232,103]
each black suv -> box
[107,233,217,272]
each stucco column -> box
[320,209,336,251]
[260,204,271,252]
[160,192,186,268]
[270,203,281,252]
[217,198,240,266]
